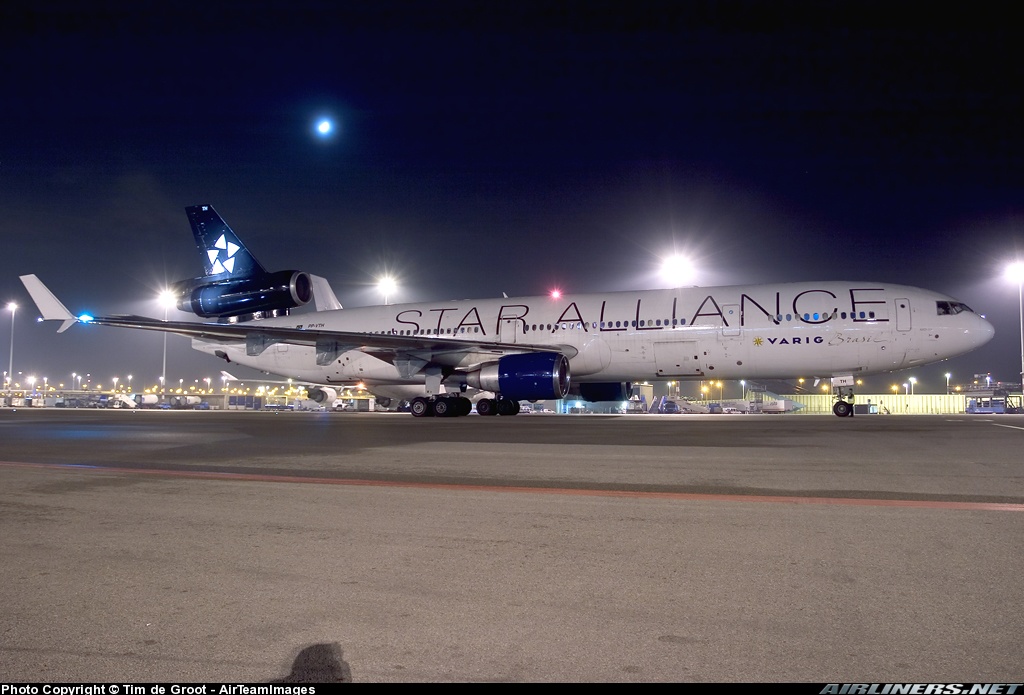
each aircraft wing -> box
[19,274,578,366]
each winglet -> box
[18,274,78,333]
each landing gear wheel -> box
[456,397,472,416]
[476,398,497,416]
[497,399,520,416]
[432,398,452,417]
[410,397,433,417]
[832,401,852,417]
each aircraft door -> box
[498,316,521,344]
[722,304,740,337]
[895,298,911,332]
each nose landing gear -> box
[831,376,855,417]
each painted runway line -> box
[3,460,1023,512]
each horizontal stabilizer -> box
[310,274,343,311]
[19,274,78,333]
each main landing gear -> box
[474,398,520,416]
[409,395,520,417]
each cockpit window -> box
[936,301,974,315]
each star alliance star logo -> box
[753,336,764,346]
[207,234,240,274]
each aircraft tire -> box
[497,399,518,416]
[457,397,473,416]
[832,401,852,417]
[432,398,452,417]
[476,398,497,416]
[410,397,432,417]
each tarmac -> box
[1,408,1022,682]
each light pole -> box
[945,372,951,395]
[909,376,917,395]
[128,374,132,393]
[112,376,119,392]
[6,302,15,395]
[903,382,909,395]
[378,276,397,306]
[1007,262,1024,393]
[159,290,175,396]
[661,254,695,288]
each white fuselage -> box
[192,281,994,389]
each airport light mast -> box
[158,290,176,396]
[1007,262,1024,394]
[6,302,15,395]
[378,276,397,306]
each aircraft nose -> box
[971,314,996,348]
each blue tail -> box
[186,205,267,278]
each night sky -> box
[2,2,1022,395]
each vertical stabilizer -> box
[186,205,267,278]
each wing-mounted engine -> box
[465,352,570,401]
[306,386,337,405]
[170,269,313,321]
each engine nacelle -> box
[576,382,632,403]
[133,394,160,407]
[307,386,337,405]
[466,352,570,401]
[175,270,313,319]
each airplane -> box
[19,204,995,418]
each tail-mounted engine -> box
[171,270,313,320]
